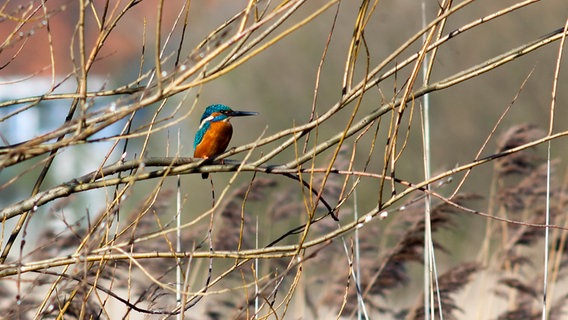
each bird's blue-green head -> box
[199,104,233,124]
[194,104,258,148]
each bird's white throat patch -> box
[199,115,214,129]
[199,115,232,129]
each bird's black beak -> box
[229,110,259,117]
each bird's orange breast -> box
[193,121,233,159]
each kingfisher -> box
[193,104,258,178]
